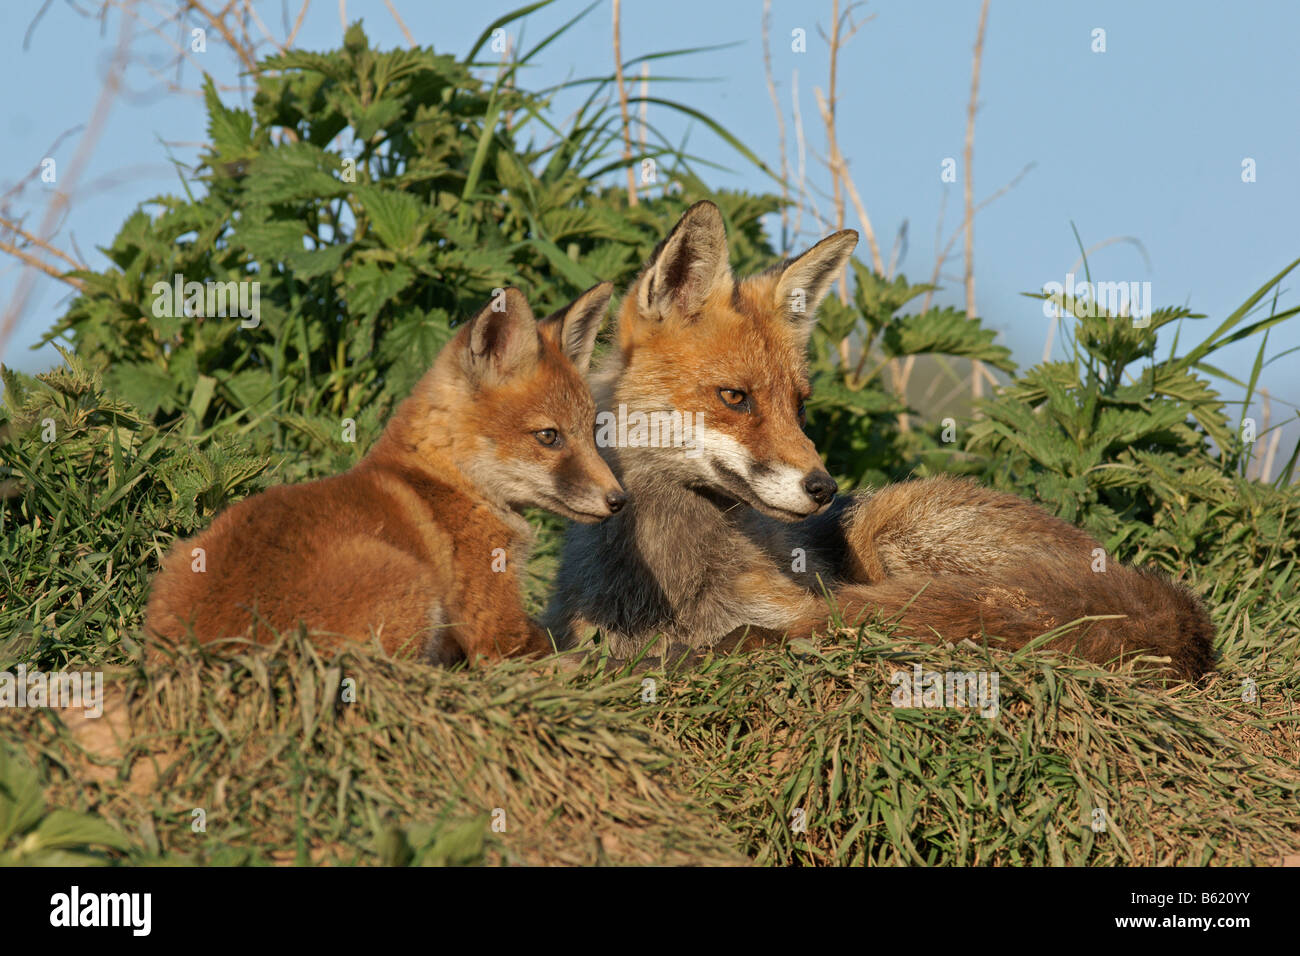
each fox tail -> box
[834,563,1214,680]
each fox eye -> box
[718,388,749,409]
[535,428,561,447]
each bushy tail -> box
[834,563,1214,680]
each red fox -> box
[146,284,625,665]
[543,202,1214,680]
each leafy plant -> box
[0,349,271,667]
[41,20,782,487]
[377,817,489,866]
[807,262,1016,488]
[967,260,1300,574]
[0,744,128,865]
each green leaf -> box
[188,374,217,422]
[244,143,349,206]
[809,374,900,417]
[284,243,349,281]
[202,75,254,158]
[352,98,405,142]
[1172,257,1300,372]
[467,1,556,62]
[342,259,415,322]
[0,748,45,844]
[231,220,307,263]
[417,817,488,867]
[881,307,1016,372]
[355,186,426,251]
[519,236,600,289]
[27,810,130,854]
[104,362,179,417]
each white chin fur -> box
[694,428,814,514]
[749,465,819,514]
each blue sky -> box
[3,0,1298,454]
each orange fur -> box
[146,286,622,665]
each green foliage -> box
[0,744,128,865]
[0,349,271,667]
[42,21,783,487]
[967,265,1300,576]
[807,262,1015,488]
[377,817,489,866]
[25,15,1020,509]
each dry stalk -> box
[964,0,990,400]
[762,0,791,253]
[613,0,638,207]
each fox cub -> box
[147,285,624,665]
[544,202,1213,679]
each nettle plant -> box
[805,261,1015,488]
[33,19,1016,497]
[0,744,129,865]
[40,21,780,482]
[967,260,1300,571]
[0,350,272,662]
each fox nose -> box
[803,471,837,506]
[605,490,627,514]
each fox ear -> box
[772,230,858,340]
[463,287,540,384]
[635,200,732,322]
[539,281,613,374]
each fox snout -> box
[564,476,627,523]
[554,449,628,523]
[587,468,628,519]
[803,469,837,506]
[755,463,836,518]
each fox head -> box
[597,200,857,521]
[394,284,626,524]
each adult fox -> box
[147,285,625,665]
[543,202,1213,680]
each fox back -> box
[146,284,623,665]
